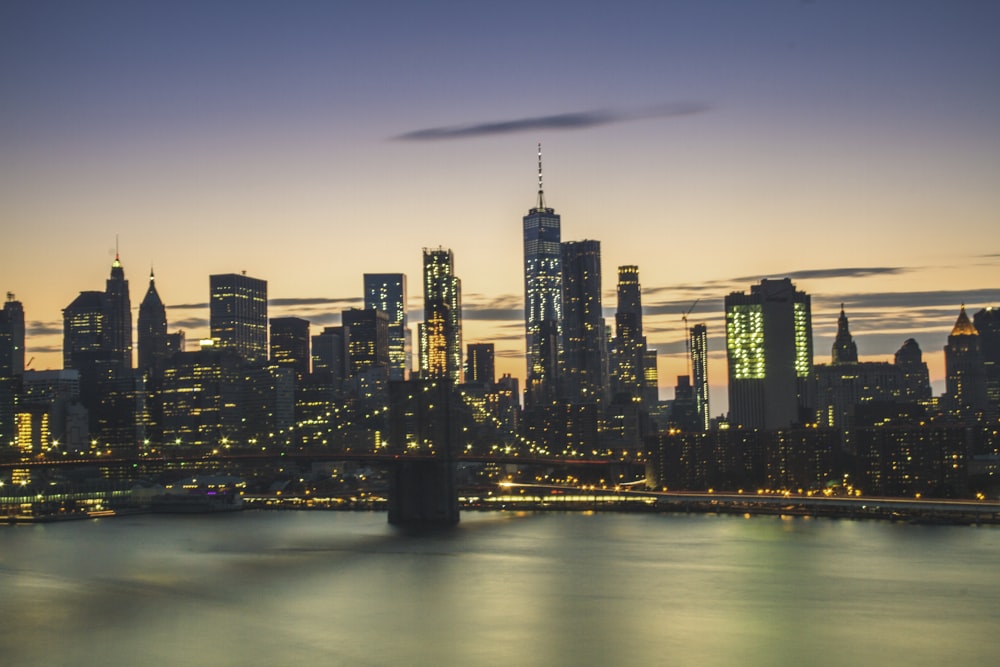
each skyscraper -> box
[137,269,168,375]
[364,273,409,381]
[0,294,25,449]
[612,265,645,400]
[560,240,607,404]
[523,145,563,405]
[725,278,813,430]
[831,305,859,364]
[894,338,931,401]
[465,343,495,387]
[973,307,1000,412]
[690,323,710,430]
[105,252,133,369]
[944,305,988,419]
[342,309,389,377]
[210,273,268,364]
[269,317,311,379]
[421,248,462,382]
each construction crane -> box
[682,299,699,377]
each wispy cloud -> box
[394,103,710,141]
[27,321,61,337]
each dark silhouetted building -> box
[725,278,813,430]
[210,272,267,364]
[105,252,133,369]
[342,309,389,378]
[465,343,495,387]
[1,293,25,449]
[944,305,988,420]
[895,338,932,401]
[137,269,168,376]
[364,273,410,381]
[973,307,1000,412]
[270,316,310,379]
[560,240,607,404]
[312,326,347,386]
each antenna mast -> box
[536,142,545,209]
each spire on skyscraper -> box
[536,142,545,210]
[832,304,858,364]
[950,304,978,337]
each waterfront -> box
[2,511,999,666]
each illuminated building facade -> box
[421,248,462,382]
[560,240,607,404]
[160,346,246,447]
[137,269,168,376]
[364,273,410,381]
[690,323,710,430]
[725,278,813,430]
[269,316,310,379]
[523,146,563,405]
[209,273,268,364]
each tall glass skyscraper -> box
[105,252,133,369]
[725,278,813,430]
[363,273,409,381]
[421,248,462,382]
[560,240,607,404]
[690,323,710,430]
[523,145,562,405]
[210,273,268,364]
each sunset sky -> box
[2,1,998,414]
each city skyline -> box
[2,1,999,413]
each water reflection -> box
[2,512,998,666]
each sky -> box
[2,0,998,415]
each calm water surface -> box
[1,510,998,666]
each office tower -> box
[364,273,409,381]
[1,294,25,449]
[312,326,347,385]
[523,145,563,405]
[831,305,858,364]
[1,294,25,376]
[611,265,647,399]
[166,331,186,356]
[160,346,246,447]
[894,338,931,401]
[561,240,607,403]
[105,251,133,369]
[210,273,268,364]
[63,291,109,370]
[642,348,660,406]
[944,305,988,419]
[270,317,310,379]
[725,278,813,430]
[465,343,495,386]
[341,309,389,377]
[671,376,700,431]
[421,248,462,382]
[690,323,710,430]
[137,269,168,375]
[973,307,1000,411]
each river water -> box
[1,510,998,666]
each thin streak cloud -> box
[394,103,711,141]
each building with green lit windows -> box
[725,278,813,430]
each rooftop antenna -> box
[537,142,545,209]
